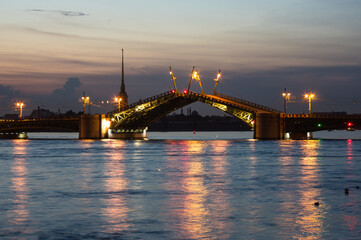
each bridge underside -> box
[0,118,79,133]
[0,118,79,139]
[284,114,361,139]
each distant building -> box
[28,108,56,119]
[3,114,19,120]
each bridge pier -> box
[0,132,28,139]
[254,113,283,140]
[79,114,111,139]
[79,114,147,139]
[287,132,313,140]
[108,129,147,139]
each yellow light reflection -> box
[9,140,30,227]
[208,141,232,238]
[296,140,325,240]
[103,140,130,233]
[165,141,210,239]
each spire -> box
[119,48,128,105]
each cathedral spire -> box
[119,48,128,105]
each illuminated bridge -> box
[79,90,361,140]
[1,91,361,140]
[109,90,279,133]
[0,118,79,139]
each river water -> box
[0,132,361,239]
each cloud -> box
[52,77,82,97]
[0,84,21,113]
[27,9,88,17]
[0,84,20,98]
[57,10,88,17]
[49,77,83,109]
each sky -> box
[1,0,361,116]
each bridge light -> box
[282,89,291,114]
[15,101,24,119]
[81,93,90,115]
[213,70,222,95]
[183,89,188,94]
[171,90,175,94]
[114,97,122,112]
[304,92,315,115]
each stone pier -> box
[254,113,283,140]
[79,114,111,139]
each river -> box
[0,131,360,239]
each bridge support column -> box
[254,113,283,140]
[79,115,111,139]
[0,132,28,139]
[108,129,147,139]
[289,132,313,140]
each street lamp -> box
[114,97,122,112]
[81,93,90,115]
[16,102,24,119]
[304,92,315,115]
[282,88,291,114]
[192,69,203,94]
[169,66,178,92]
[213,70,221,95]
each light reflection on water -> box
[0,136,360,239]
[102,140,130,234]
[8,140,31,234]
[165,141,232,239]
[296,140,325,240]
[165,141,210,239]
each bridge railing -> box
[0,117,79,122]
[213,92,281,113]
[109,90,178,114]
[284,113,361,119]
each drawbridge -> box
[109,90,280,134]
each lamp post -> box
[192,70,203,94]
[81,93,90,115]
[213,70,221,95]
[169,66,178,92]
[282,88,291,114]
[114,97,122,112]
[16,102,24,119]
[304,92,315,115]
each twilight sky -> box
[1,0,361,115]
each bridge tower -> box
[118,49,128,106]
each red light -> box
[171,90,175,93]
[347,122,353,127]
[183,89,188,94]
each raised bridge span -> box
[109,90,280,132]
